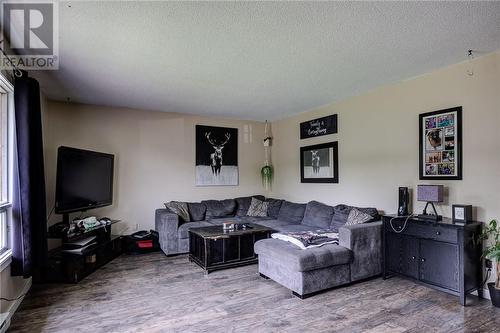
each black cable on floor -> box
[0,292,28,302]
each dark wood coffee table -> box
[188,223,274,274]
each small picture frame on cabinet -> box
[452,204,472,224]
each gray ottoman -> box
[254,239,352,298]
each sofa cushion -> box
[277,201,306,224]
[207,217,241,225]
[234,195,265,217]
[276,224,322,233]
[164,201,190,222]
[178,221,213,239]
[253,219,291,230]
[187,202,206,221]
[239,216,273,224]
[331,205,380,231]
[265,198,283,219]
[206,217,236,225]
[247,197,269,217]
[302,201,335,229]
[331,204,351,231]
[254,238,352,272]
[207,216,273,226]
[202,199,236,219]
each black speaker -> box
[398,187,409,216]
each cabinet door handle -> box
[421,258,426,262]
[411,256,416,260]
[436,231,441,235]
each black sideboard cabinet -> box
[382,215,482,306]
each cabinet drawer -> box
[385,221,457,244]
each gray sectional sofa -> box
[155,195,382,297]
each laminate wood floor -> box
[9,253,500,333]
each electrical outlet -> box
[485,258,492,269]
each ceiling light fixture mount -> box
[466,49,474,76]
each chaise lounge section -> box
[254,220,382,298]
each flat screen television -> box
[55,146,114,216]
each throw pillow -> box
[164,201,190,222]
[346,208,372,225]
[202,199,236,219]
[246,197,269,217]
[265,198,283,219]
[235,195,265,217]
[302,201,335,229]
[330,204,352,231]
[277,201,307,224]
[187,202,206,221]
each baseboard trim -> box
[0,277,31,333]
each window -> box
[0,73,14,263]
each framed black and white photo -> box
[300,114,337,139]
[195,125,238,186]
[300,142,338,183]
[419,107,462,180]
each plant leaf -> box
[485,249,500,261]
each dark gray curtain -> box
[11,71,47,280]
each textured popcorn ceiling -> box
[32,1,500,120]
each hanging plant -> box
[261,120,273,190]
[261,165,273,190]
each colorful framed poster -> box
[419,107,462,180]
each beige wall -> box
[270,51,500,222]
[42,102,266,232]
[42,52,500,229]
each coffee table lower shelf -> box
[188,254,259,274]
[188,224,273,274]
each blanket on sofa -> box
[271,231,339,250]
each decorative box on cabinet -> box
[382,215,482,306]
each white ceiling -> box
[32,1,500,121]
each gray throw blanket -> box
[271,230,339,250]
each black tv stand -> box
[46,220,123,283]
[62,213,70,225]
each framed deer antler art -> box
[195,125,238,186]
[419,107,462,180]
